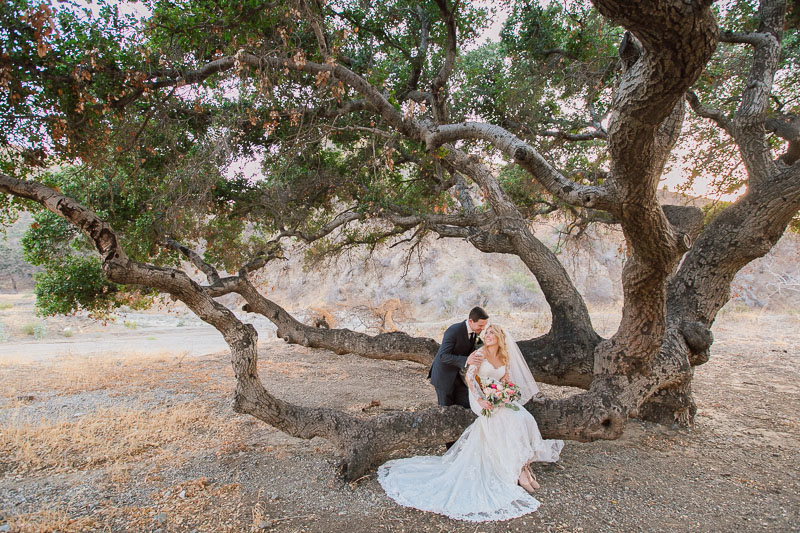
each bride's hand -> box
[466,350,484,367]
[477,398,492,410]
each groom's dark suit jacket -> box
[428,322,479,394]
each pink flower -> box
[490,384,498,389]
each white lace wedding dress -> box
[378,358,564,522]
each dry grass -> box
[5,505,101,533]
[4,478,249,532]
[0,349,257,531]
[1,310,798,532]
[0,341,346,531]
[0,351,190,398]
[1,402,214,474]
[586,304,622,337]
[138,478,246,531]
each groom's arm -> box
[436,327,469,369]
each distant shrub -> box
[504,271,540,307]
[33,323,47,339]
[0,302,13,310]
[23,321,47,339]
[123,320,138,330]
[505,271,539,293]
[0,321,8,342]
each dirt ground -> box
[0,292,798,532]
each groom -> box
[428,307,489,409]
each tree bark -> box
[237,280,438,365]
[636,0,796,425]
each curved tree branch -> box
[164,237,221,286]
[731,0,786,183]
[686,91,734,135]
[541,47,577,60]
[404,5,430,97]
[430,0,457,123]
[439,146,599,345]
[538,129,607,142]
[330,7,416,61]
[719,30,773,46]
[163,238,284,298]
[235,276,439,365]
[766,113,800,165]
[425,122,609,209]
[316,99,370,119]
[278,209,364,243]
[668,162,800,328]
[305,0,331,59]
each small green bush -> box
[22,321,47,339]
[33,323,47,339]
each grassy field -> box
[1,291,798,532]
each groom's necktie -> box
[469,332,476,348]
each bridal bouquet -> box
[480,378,522,417]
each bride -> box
[378,324,564,522]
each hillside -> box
[242,190,798,329]
[2,196,798,325]
[0,211,37,293]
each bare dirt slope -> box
[0,212,37,294]
[1,291,798,532]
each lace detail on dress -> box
[378,359,564,522]
[378,457,540,522]
[465,364,486,402]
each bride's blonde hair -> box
[488,325,509,366]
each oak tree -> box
[1,0,798,478]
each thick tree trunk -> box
[517,332,597,389]
[635,0,795,425]
[639,165,800,424]
[637,376,697,427]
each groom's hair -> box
[469,306,489,321]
